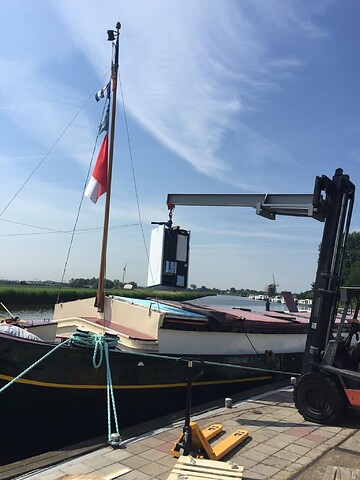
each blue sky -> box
[0,0,359,292]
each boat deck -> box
[213,307,310,324]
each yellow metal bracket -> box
[171,421,248,461]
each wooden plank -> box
[323,466,360,479]
[177,455,243,471]
[58,466,131,479]
[169,471,242,480]
[171,467,243,480]
[172,465,243,478]
[167,456,244,480]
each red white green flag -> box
[84,134,108,203]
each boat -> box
[0,292,311,464]
[0,23,348,465]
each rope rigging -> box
[117,71,163,312]
[56,100,111,304]
[0,323,302,450]
[0,72,110,220]
[70,330,121,446]
[0,329,122,447]
[123,348,300,377]
[0,222,140,238]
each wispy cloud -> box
[250,0,330,39]
[0,60,95,161]
[52,0,329,185]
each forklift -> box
[166,168,359,425]
[293,170,360,424]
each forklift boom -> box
[168,169,355,373]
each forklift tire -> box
[293,372,346,424]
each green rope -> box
[0,329,298,449]
[104,342,121,446]
[68,330,105,368]
[69,330,122,447]
[0,330,122,447]
[120,349,300,377]
[0,337,71,394]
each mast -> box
[95,22,121,313]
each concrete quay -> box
[2,384,360,480]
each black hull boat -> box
[0,329,302,464]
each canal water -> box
[4,305,54,321]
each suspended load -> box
[147,225,190,289]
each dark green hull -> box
[0,332,301,464]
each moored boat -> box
[0,295,306,464]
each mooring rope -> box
[0,337,72,395]
[69,330,121,446]
[120,348,301,378]
[104,341,121,446]
[0,331,122,447]
[0,329,299,451]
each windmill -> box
[265,274,278,298]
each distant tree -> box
[113,279,124,289]
[105,279,114,288]
[190,284,197,290]
[342,231,360,286]
[239,288,250,297]
[317,231,360,287]
[229,287,237,294]
[297,289,314,300]
[69,278,88,288]
[344,260,360,285]
[198,285,209,292]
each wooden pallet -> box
[167,455,244,480]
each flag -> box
[95,82,110,102]
[98,106,109,135]
[84,134,108,203]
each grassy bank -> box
[0,286,214,306]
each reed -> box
[0,286,213,306]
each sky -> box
[0,0,359,293]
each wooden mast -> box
[95,22,121,313]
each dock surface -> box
[2,384,360,480]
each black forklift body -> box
[293,169,360,424]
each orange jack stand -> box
[171,421,249,461]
